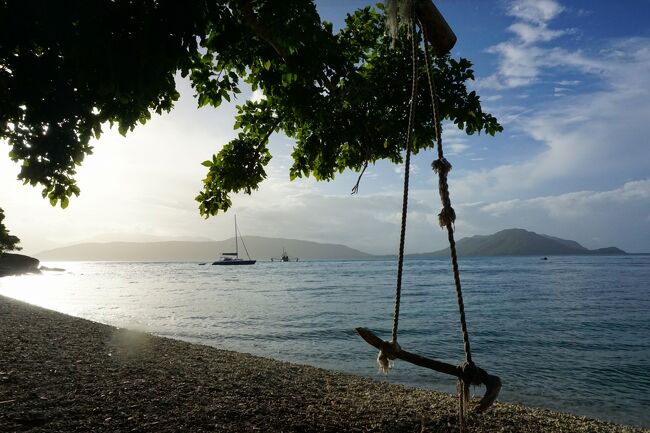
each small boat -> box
[271,248,299,262]
[212,216,256,266]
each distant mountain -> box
[412,228,626,257]
[68,233,216,243]
[36,236,373,261]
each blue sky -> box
[1,0,649,254]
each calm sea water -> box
[1,256,649,427]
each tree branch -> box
[236,0,290,60]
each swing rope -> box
[422,32,473,365]
[379,12,419,373]
[393,13,418,345]
[357,4,501,430]
[422,27,477,429]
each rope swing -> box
[355,1,501,430]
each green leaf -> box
[118,123,128,137]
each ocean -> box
[1,255,649,427]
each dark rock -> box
[39,266,65,272]
[0,253,40,277]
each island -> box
[410,228,627,257]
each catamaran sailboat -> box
[212,216,256,265]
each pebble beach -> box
[1,294,647,433]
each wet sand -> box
[0,295,646,432]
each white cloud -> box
[507,22,566,44]
[507,0,564,24]
[485,43,541,88]
[575,8,593,18]
[481,0,605,89]
[442,35,650,252]
[447,142,470,155]
[553,86,568,96]
[480,180,650,219]
[393,162,420,175]
[457,37,650,206]
[468,180,650,252]
[482,95,503,102]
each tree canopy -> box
[1,0,501,220]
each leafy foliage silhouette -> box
[1,1,501,223]
[0,208,21,253]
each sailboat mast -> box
[235,215,238,257]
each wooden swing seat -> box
[356,327,501,412]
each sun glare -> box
[0,262,84,316]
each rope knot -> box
[431,158,452,175]
[460,361,479,384]
[377,340,401,374]
[460,360,490,386]
[438,206,456,228]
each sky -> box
[1,0,649,255]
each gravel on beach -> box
[1,295,647,433]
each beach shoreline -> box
[1,294,647,432]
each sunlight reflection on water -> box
[1,256,649,427]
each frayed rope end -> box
[457,378,471,432]
[377,348,393,374]
[377,340,400,375]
